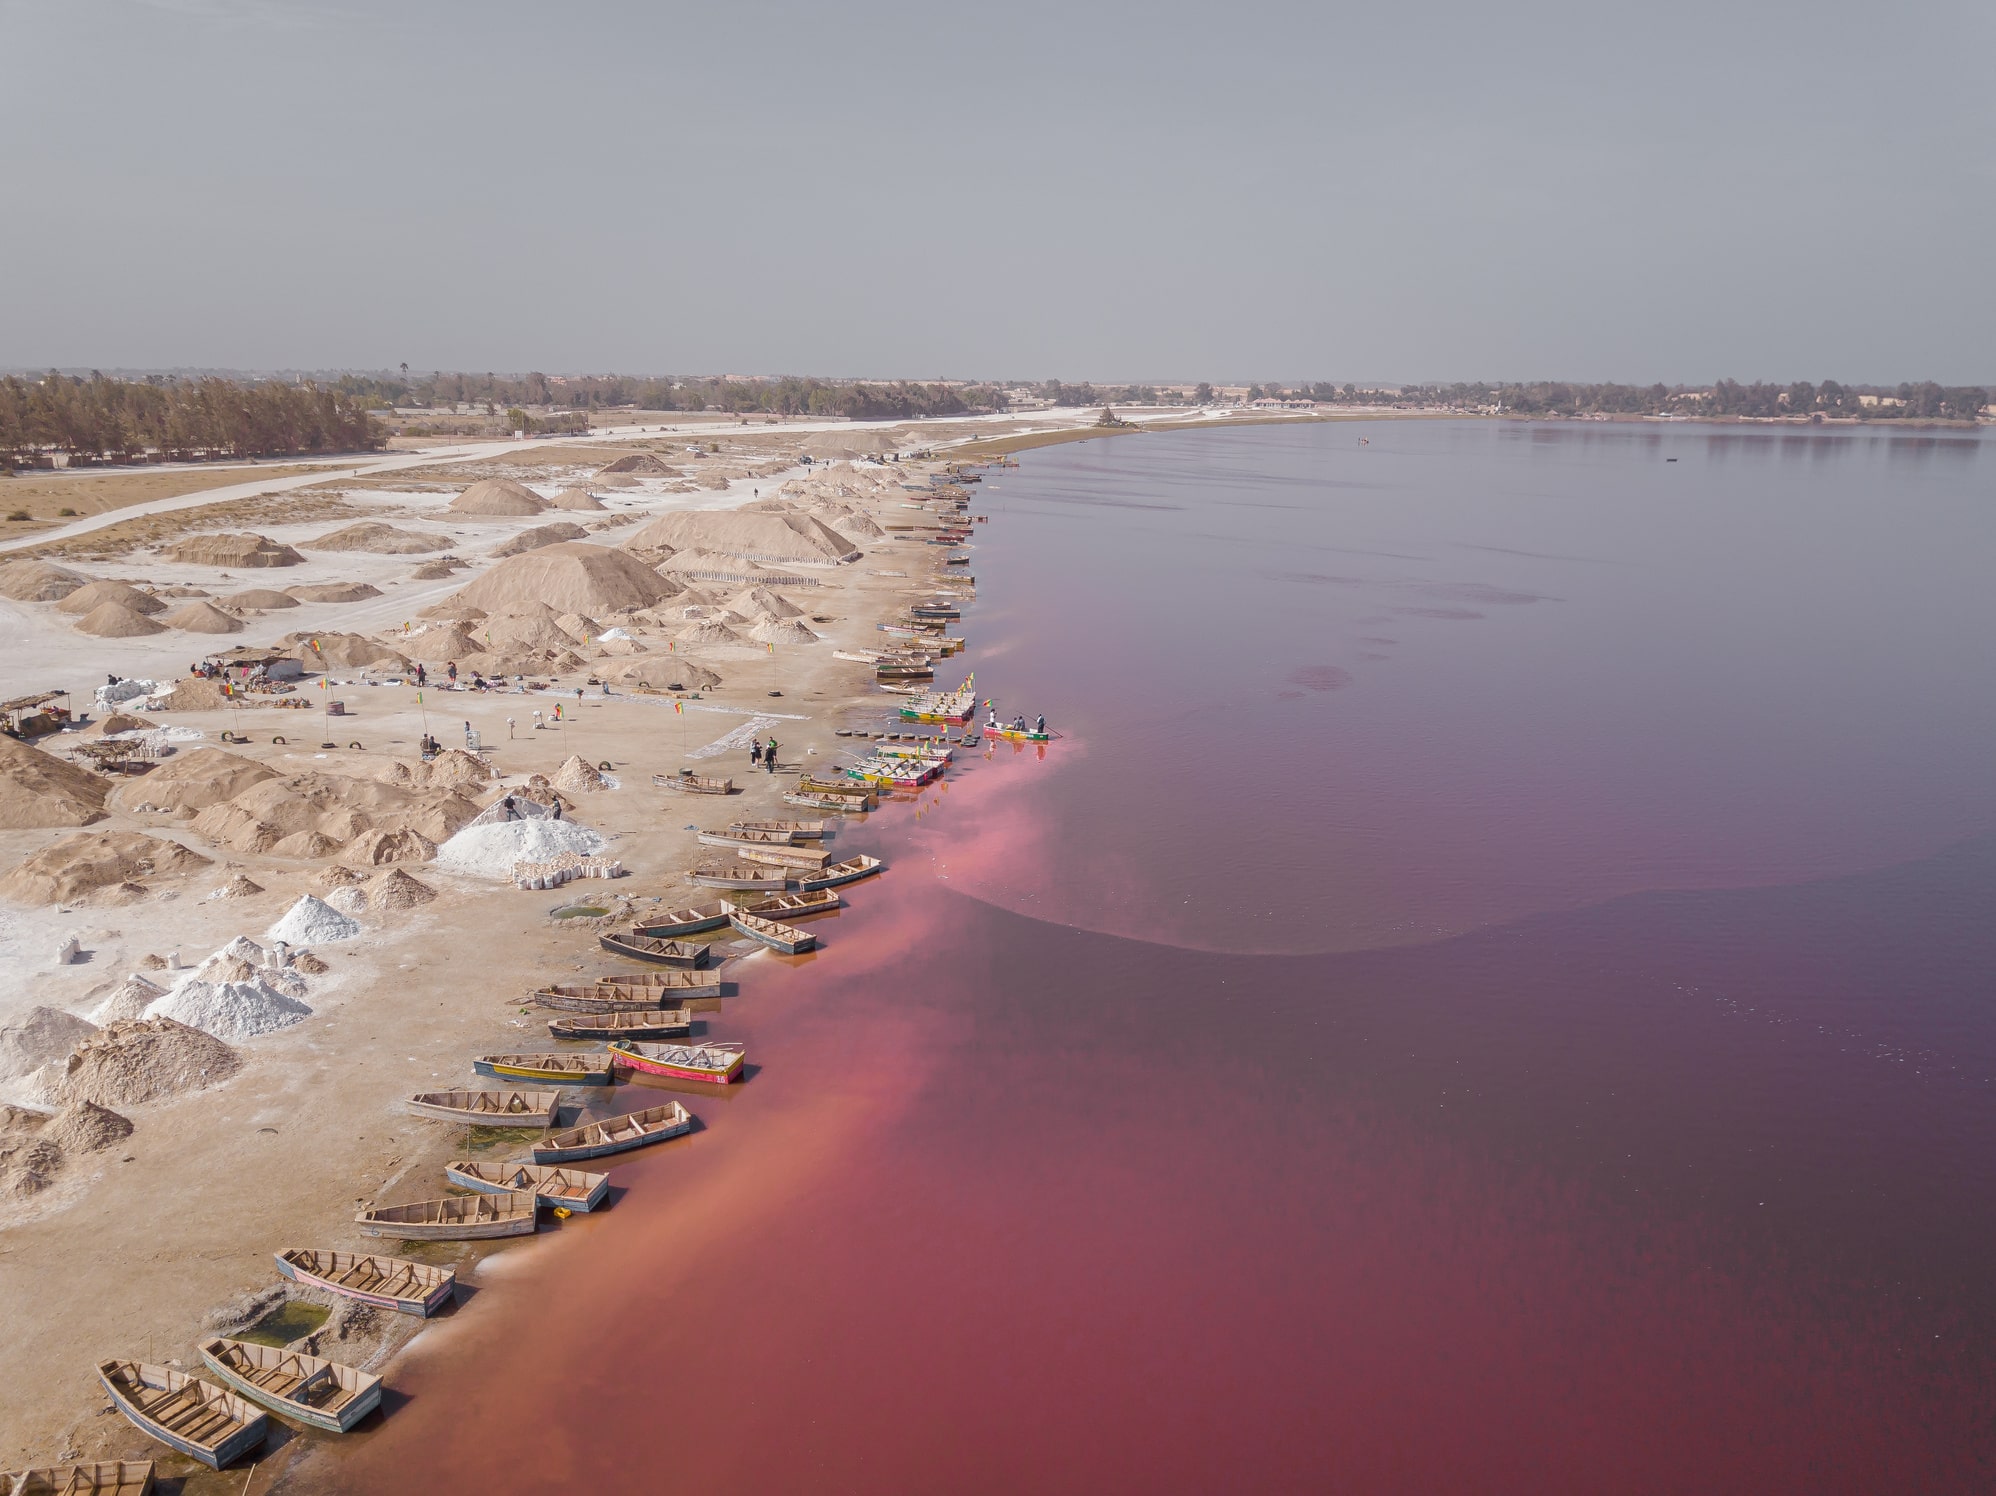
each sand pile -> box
[58,580,165,616]
[90,973,166,1024]
[207,872,267,900]
[110,748,276,816]
[88,711,158,736]
[223,588,301,611]
[551,754,607,794]
[0,735,110,828]
[408,558,463,580]
[599,658,722,691]
[622,509,859,565]
[450,478,547,516]
[828,510,888,539]
[556,610,603,641]
[400,625,481,664]
[725,586,806,620]
[593,473,637,489]
[490,522,589,558]
[44,1018,241,1107]
[0,832,209,906]
[480,604,585,653]
[436,817,604,880]
[597,452,675,475]
[369,867,437,909]
[549,487,608,512]
[315,865,364,888]
[0,559,88,602]
[307,522,450,554]
[749,618,820,645]
[0,1101,132,1199]
[414,748,494,790]
[676,619,743,645]
[166,533,304,568]
[283,632,409,670]
[190,771,479,858]
[294,951,330,974]
[163,600,245,634]
[288,581,382,604]
[266,894,360,944]
[0,1008,100,1084]
[444,541,678,615]
[155,677,267,711]
[345,827,438,864]
[72,602,168,638]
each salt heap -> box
[551,754,608,794]
[436,817,605,881]
[89,973,166,1025]
[148,973,311,1043]
[325,886,368,915]
[266,894,361,945]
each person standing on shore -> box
[750,739,762,768]
[765,735,778,772]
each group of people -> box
[748,735,780,772]
[985,706,1047,735]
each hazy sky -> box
[2,0,1990,384]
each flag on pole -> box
[767,643,775,655]
[673,700,683,715]
[417,691,424,704]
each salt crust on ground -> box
[436,818,605,880]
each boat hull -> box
[690,869,790,891]
[796,857,885,891]
[445,1162,610,1212]
[0,1462,156,1495]
[599,933,710,966]
[473,1058,615,1086]
[274,1249,455,1317]
[727,912,817,955]
[631,904,732,937]
[984,727,1052,742]
[547,1012,693,1040]
[607,1043,744,1085]
[532,1104,695,1163]
[654,772,734,795]
[405,1093,560,1128]
[533,981,722,1011]
[97,1365,266,1471]
[196,1341,381,1435]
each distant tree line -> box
[335,371,1008,420]
[0,372,384,467]
[1300,379,1987,421]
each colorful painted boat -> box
[898,676,977,724]
[96,1362,266,1470]
[874,740,952,760]
[608,1040,746,1085]
[273,1248,455,1317]
[632,901,732,937]
[473,1053,615,1086]
[547,1008,694,1041]
[0,1462,156,1495]
[984,725,1052,742]
[796,854,885,891]
[689,863,790,891]
[532,1101,694,1163]
[196,1338,382,1435]
[598,931,712,967]
[845,756,945,790]
[736,843,833,870]
[356,1191,537,1241]
[727,910,817,954]
[653,769,734,795]
[405,1090,560,1128]
[533,977,722,1012]
[730,818,826,839]
[743,888,840,919]
[445,1160,609,1212]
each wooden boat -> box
[607,1040,746,1085]
[933,637,966,656]
[405,1090,560,1128]
[785,790,866,814]
[698,826,798,849]
[445,1159,609,1212]
[591,969,716,991]
[795,776,878,804]
[875,621,926,637]
[898,678,977,724]
[727,910,816,955]
[274,1248,456,1316]
[598,931,711,967]
[874,740,952,761]
[533,977,722,1011]
[632,901,732,937]
[845,756,944,790]
[474,1053,615,1086]
[984,725,1052,742]
[356,1191,537,1241]
[533,1100,694,1163]
[96,1362,266,1470]
[796,854,885,891]
[737,843,833,870]
[547,1007,694,1041]
[653,769,734,795]
[196,1338,382,1435]
[731,818,826,839]
[909,603,961,619]
[0,1463,156,1495]
[875,663,934,681]
[743,888,840,919]
[689,863,790,891]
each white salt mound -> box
[266,894,361,945]
[325,886,368,916]
[146,976,312,1043]
[436,818,605,881]
[89,973,168,1026]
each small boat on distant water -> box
[445,1159,609,1211]
[729,818,827,840]
[632,902,732,938]
[273,1248,455,1316]
[356,1191,537,1241]
[743,888,840,919]
[405,1090,560,1128]
[689,863,790,891]
[598,931,711,967]
[654,769,734,795]
[607,1039,746,1085]
[0,1461,156,1494]
[533,1100,694,1163]
[547,1008,694,1041]
[196,1338,382,1434]
[96,1362,266,1470]
[533,977,722,1011]
[984,725,1052,742]
[796,855,884,891]
[473,1053,615,1086]
[728,910,817,954]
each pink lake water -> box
[324,421,1996,1492]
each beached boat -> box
[607,1040,746,1085]
[632,901,732,938]
[547,1008,694,1041]
[697,826,799,849]
[845,756,945,790]
[933,637,965,656]
[727,910,817,955]
[653,769,734,795]
[730,818,826,839]
[274,1248,456,1317]
[874,740,953,760]
[0,1463,156,1495]
[737,843,833,870]
[473,1053,616,1086]
[795,776,878,804]
[96,1362,266,1470]
[875,663,935,681]
[445,1159,609,1211]
[689,863,790,891]
[743,888,840,919]
[876,622,926,637]
[898,676,977,724]
[533,977,722,1011]
[598,931,712,967]
[196,1338,382,1435]
[356,1191,537,1241]
[532,1100,694,1164]
[984,725,1053,742]
[784,790,867,814]
[796,854,885,891]
[405,1090,561,1128]
[909,603,961,619]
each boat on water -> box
[532,1100,694,1163]
[96,1362,266,1470]
[608,1039,746,1085]
[533,977,722,1012]
[445,1159,610,1212]
[598,930,711,967]
[473,1053,615,1086]
[785,790,867,814]
[547,1008,694,1041]
[730,818,826,839]
[689,863,790,891]
[727,910,817,955]
[898,676,977,724]
[273,1248,456,1316]
[356,1191,537,1241]
[653,769,734,796]
[796,854,885,891]
[405,1090,561,1128]
[984,725,1052,743]
[632,901,732,938]
[737,843,833,870]
[743,888,840,919]
[195,1338,382,1435]
[0,1462,156,1495]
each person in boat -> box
[1035,713,1045,735]
[1013,714,1026,732]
